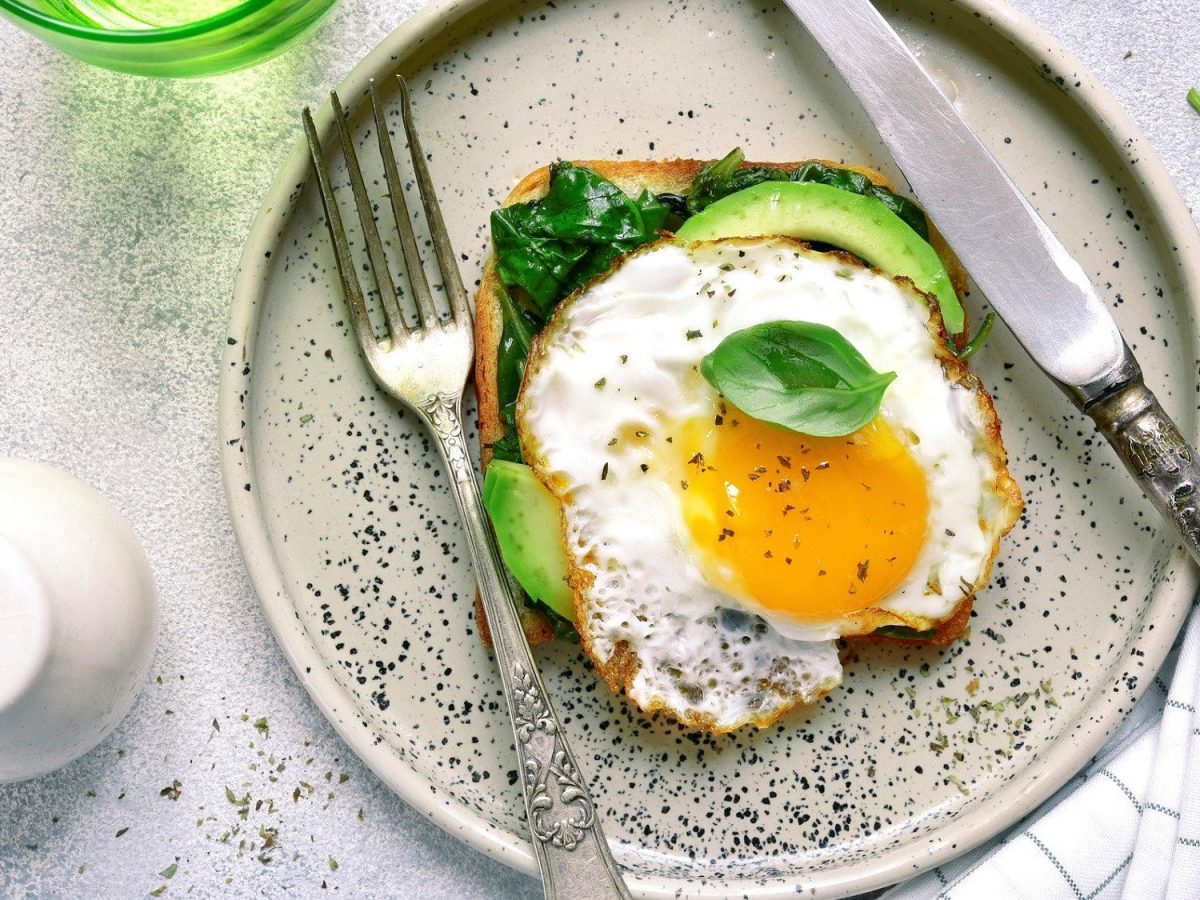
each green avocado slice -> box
[676,181,964,335]
[481,459,575,622]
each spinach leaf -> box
[490,163,670,460]
[558,244,625,298]
[791,160,872,194]
[687,148,789,215]
[873,625,939,640]
[686,148,931,242]
[865,185,930,242]
[528,596,581,642]
[538,164,670,241]
[488,431,524,464]
[490,203,589,315]
[495,283,538,434]
[491,162,669,315]
[700,321,896,437]
[953,312,996,360]
[654,192,692,225]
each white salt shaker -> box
[0,459,158,782]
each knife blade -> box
[783,0,1200,564]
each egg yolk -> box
[680,408,929,622]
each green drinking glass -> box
[0,0,339,77]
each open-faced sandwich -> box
[474,150,1023,733]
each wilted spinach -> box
[495,282,537,434]
[488,163,670,462]
[491,162,670,315]
[873,625,939,640]
[488,430,524,464]
[686,148,931,242]
[686,149,790,215]
[953,312,996,360]
[531,597,581,642]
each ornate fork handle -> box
[417,393,630,900]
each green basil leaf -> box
[700,321,897,437]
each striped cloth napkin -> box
[886,601,1200,899]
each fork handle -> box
[416,392,631,900]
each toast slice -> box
[472,158,972,648]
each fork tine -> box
[328,91,411,341]
[369,79,440,330]
[302,107,379,357]
[395,74,472,325]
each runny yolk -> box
[680,408,930,622]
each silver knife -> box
[783,0,1200,564]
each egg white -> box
[518,238,1015,730]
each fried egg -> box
[517,237,1021,731]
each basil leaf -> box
[701,321,896,437]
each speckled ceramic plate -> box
[220,0,1200,895]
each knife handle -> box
[1071,350,1200,564]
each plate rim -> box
[219,1,1200,895]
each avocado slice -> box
[676,181,964,335]
[481,460,575,622]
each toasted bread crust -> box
[473,158,978,649]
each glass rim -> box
[0,0,280,42]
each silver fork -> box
[301,76,631,900]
